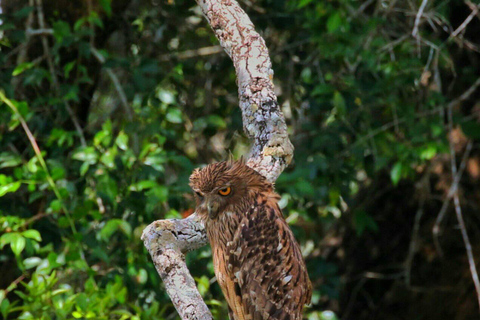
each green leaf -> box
[52,20,72,43]
[100,219,132,241]
[196,275,210,297]
[12,62,35,76]
[461,120,480,139]
[0,294,10,319]
[156,89,175,104]
[419,144,437,160]
[353,210,379,236]
[100,149,116,168]
[49,199,62,212]
[23,257,42,269]
[129,180,158,192]
[207,115,227,129]
[26,157,38,173]
[166,108,183,124]
[0,152,22,168]
[137,269,148,285]
[11,234,26,255]
[0,233,15,249]
[64,61,76,78]
[72,147,98,164]
[22,229,42,242]
[297,0,314,9]
[13,6,35,18]
[0,181,21,197]
[0,23,15,31]
[146,185,169,203]
[116,287,127,304]
[390,162,403,186]
[115,131,129,150]
[332,91,346,117]
[99,0,112,17]
[327,12,342,33]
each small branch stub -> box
[143,0,294,319]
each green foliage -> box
[0,0,478,319]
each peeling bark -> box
[142,0,294,318]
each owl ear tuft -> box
[238,155,245,165]
[226,151,235,167]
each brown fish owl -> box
[189,159,312,320]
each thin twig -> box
[90,47,139,153]
[338,76,480,159]
[13,0,35,92]
[342,277,368,320]
[412,0,429,38]
[21,212,49,228]
[432,140,472,256]
[453,193,480,309]
[0,92,77,234]
[432,88,474,256]
[405,172,429,287]
[447,77,480,109]
[379,34,409,52]
[3,274,26,297]
[35,0,87,147]
[450,2,480,38]
[445,79,480,306]
[26,28,53,36]
[90,48,133,121]
[356,0,375,16]
[159,45,224,61]
[17,0,35,65]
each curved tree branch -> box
[142,0,294,318]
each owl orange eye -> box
[218,187,231,196]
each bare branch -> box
[142,214,211,320]
[90,48,134,121]
[453,192,480,309]
[159,45,224,61]
[431,74,480,256]
[196,0,294,182]
[412,0,429,38]
[142,0,293,319]
[432,140,472,257]
[450,2,480,38]
[25,28,53,36]
[433,76,480,307]
[405,171,429,287]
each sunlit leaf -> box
[12,62,35,76]
[22,230,42,242]
[390,162,403,186]
[0,181,21,197]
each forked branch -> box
[141,0,293,319]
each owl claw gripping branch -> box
[189,158,312,320]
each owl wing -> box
[226,202,312,320]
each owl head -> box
[189,158,273,219]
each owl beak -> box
[207,201,219,219]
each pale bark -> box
[141,0,294,318]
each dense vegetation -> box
[1,0,480,319]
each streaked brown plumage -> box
[189,159,312,320]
